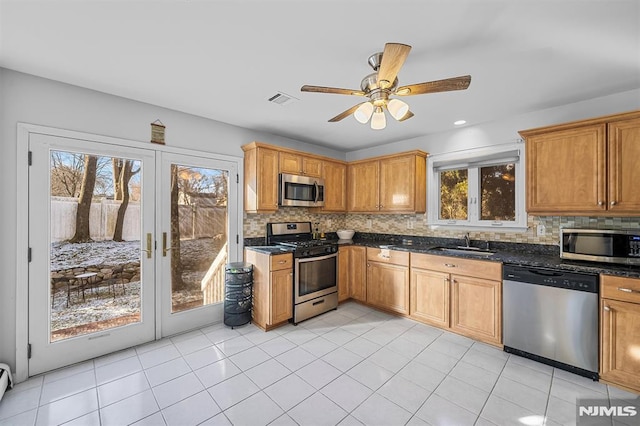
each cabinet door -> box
[322,161,347,212]
[410,268,450,328]
[349,246,367,302]
[450,275,501,345]
[601,298,640,392]
[303,157,323,177]
[257,148,280,211]
[366,261,409,315]
[608,117,640,213]
[337,246,350,302]
[525,124,606,214]
[348,161,379,212]
[270,269,293,324]
[379,155,415,212]
[279,152,303,175]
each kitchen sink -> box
[428,246,495,257]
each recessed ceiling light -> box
[454,120,467,126]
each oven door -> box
[294,252,338,303]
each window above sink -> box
[426,143,528,232]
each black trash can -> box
[224,262,253,328]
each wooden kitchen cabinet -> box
[242,142,279,213]
[410,268,450,328]
[347,151,427,213]
[279,152,323,177]
[311,160,347,212]
[338,245,366,302]
[366,248,410,315]
[244,249,293,330]
[600,274,640,393]
[520,110,640,216]
[410,253,502,346]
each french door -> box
[27,132,239,375]
[158,152,238,337]
[29,134,157,375]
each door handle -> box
[162,232,172,256]
[143,233,153,259]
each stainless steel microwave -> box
[560,228,640,265]
[279,173,325,207]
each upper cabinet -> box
[348,151,427,213]
[242,143,279,213]
[317,160,347,212]
[242,142,347,213]
[279,152,323,178]
[520,111,640,216]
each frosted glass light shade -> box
[387,99,409,120]
[371,107,386,130]
[354,102,374,124]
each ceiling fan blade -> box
[398,111,414,122]
[301,85,365,96]
[328,103,366,122]
[395,75,471,96]
[377,43,412,89]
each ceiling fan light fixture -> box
[354,102,374,124]
[387,98,409,120]
[371,106,386,130]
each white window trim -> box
[427,142,528,232]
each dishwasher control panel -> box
[503,265,598,293]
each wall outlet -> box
[537,224,546,236]
[366,219,372,229]
[250,221,257,231]
[407,220,415,229]
[326,219,332,229]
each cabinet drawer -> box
[367,247,409,266]
[410,252,501,281]
[601,275,640,304]
[271,253,293,271]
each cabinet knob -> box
[444,263,457,268]
[610,201,617,206]
[603,305,610,312]
[598,201,604,206]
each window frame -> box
[427,142,527,231]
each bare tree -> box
[171,164,186,290]
[50,152,84,197]
[70,155,98,243]
[112,159,140,242]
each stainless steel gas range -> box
[266,222,338,324]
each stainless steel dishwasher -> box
[503,265,599,380]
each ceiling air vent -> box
[268,92,298,106]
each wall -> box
[0,68,345,372]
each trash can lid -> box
[225,262,253,273]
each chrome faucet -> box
[463,233,470,248]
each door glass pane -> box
[480,163,516,221]
[50,151,142,342]
[171,164,229,313]
[439,169,468,220]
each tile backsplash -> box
[243,209,640,246]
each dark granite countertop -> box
[244,246,294,255]
[337,240,640,279]
[244,234,640,279]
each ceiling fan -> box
[301,43,471,130]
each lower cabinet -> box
[600,274,640,393]
[410,253,502,346]
[366,248,410,315]
[244,250,293,330]
[338,245,367,302]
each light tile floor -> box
[1,302,638,426]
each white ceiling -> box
[1,0,639,152]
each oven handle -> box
[296,252,338,263]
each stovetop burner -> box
[278,240,332,249]
[266,222,337,258]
